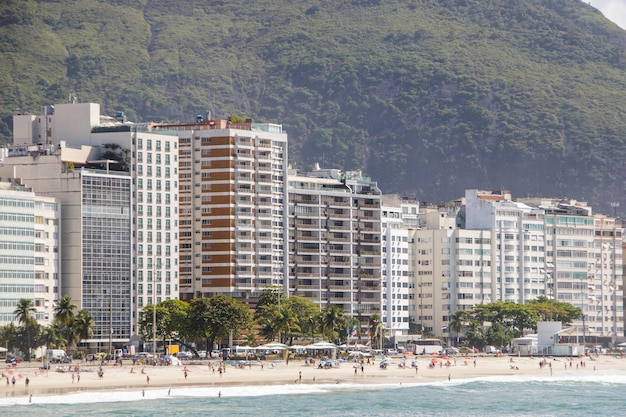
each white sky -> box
[588,0,626,30]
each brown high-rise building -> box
[158,118,288,306]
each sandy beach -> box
[2,354,624,400]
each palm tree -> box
[14,298,36,361]
[322,306,346,343]
[40,324,64,350]
[73,310,95,348]
[449,310,470,347]
[54,295,77,347]
[244,332,257,347]
[272,306,300,344]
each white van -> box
[46,349,71,363]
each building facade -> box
[6,101,180,347]
[381,196,412,338]
[159,118,288,306]
[0,178,60,326]
[288,165,382,331]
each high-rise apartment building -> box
[519,197,624,339]
[464,190,548,304]
[6,101,179,347]
[410,190,623,342]
[381,195,413,338]
[0,178,59,326]
[288,165,382,330]
[158,118,288,305]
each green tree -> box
[254,287,284,322]
[449,310,471,346]
[138,303,168,351]
[271,305,301,344]
[486,322,514,347]
[14,298,37,361]
[528,296,582,326]
[0,323,20,354]
[73,310,95,346]
[40,324,64,350]
[465,321,488,349]
[54,295,77,347]
[189,295,252,353]
[322,305,347,344]
[284,296,319,340]
[158,299,191,347]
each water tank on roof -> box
[196,115,203,121]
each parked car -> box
[5,355,22,364]
[176,351,193,360]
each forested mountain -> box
[1,0,625,214]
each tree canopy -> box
[451,299,582,348]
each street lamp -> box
[108,274,113,359]
[152,258,157,360]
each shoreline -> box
[2,354,623,401]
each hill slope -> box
[1,0,625,213]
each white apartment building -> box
[288,165,382,330]
[519,197,624,339]
[381,196,412,338]
[464,190,547,304]
[7,101,179,346]
[0,178,59,326]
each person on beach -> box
[25,376,29,388]
[146,375,150,384]
[298,371,302,382]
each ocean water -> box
[1,372,625,416]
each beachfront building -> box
[410,205,492,343]
[157,117,288,307]
[0,153,133,346]
[6,101,180,349]
[519,197,624,341]
[288,165,382,333]
[410,190,624,344]
[0,178,60,326]
[380,196,412,339]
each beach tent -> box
[305,341,338,359]
[258,343,289,350]
[306,341,337,349]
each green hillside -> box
[1,0,625,214]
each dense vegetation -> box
[1,0,625,213]
[449,297,582,348]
